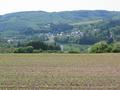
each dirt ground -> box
[0,54,120,90]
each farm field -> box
[0,54,120,90]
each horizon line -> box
[1,9,120,15]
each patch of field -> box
[0,54,120,90]
[70,19,103,25]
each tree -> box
[26,41,47,50]
[14,46,34,53]
[26,40,61,51]
[112,43,120,53]
[88,41,109,53]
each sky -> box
[0,0,120,15]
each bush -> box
[26,41,47,50]
[89,41,120,53]
[88,41,109,53]
[14,46,34,53]
[112,43,120,53]
[26,41,61,51]
[105,45,113,52]
[68,51,80,53]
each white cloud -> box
[0,0,120,15]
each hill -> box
[0,10,120,45]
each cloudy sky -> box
[0,0,120,15]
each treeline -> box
[0,37,119,53]
[14,41,120,53]
[14,41,61,53]
[88,41,120,53]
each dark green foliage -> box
[89,41,109,53]
[47,44,61,50]
[26,41,47,50]
[14,46,34,53]
[79,36,98,45]
[50,23,73,33]
[26,41,61,50]
[105,45,113,52]
[68,51,80,53]
[112,43,120,53]
[89,41,120,53]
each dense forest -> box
[0,10,120,53]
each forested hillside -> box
[0,10,120,53]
